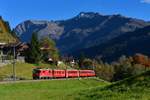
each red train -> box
[32,68,96,79]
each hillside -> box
[0,16,16,43]
[0,63,58,80]
[67,70,150,100]
[0,78,109,100]
[14,12,150,53]
[73,25,150,62]
[0,63,34,80]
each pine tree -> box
[26,33,41,64]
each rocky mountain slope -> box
[14,12,150,54]
[72,25,150,62]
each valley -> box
[0,1,150,99]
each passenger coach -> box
[32,68,96,79]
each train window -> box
[81,71,85,73]
[33,69,41,74]
[33,70,37,74]
[38,70,41,73]
[69,71,73,73]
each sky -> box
[0,0,150,28]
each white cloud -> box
[141,0,150,4]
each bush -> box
[94,61,114,81]
[94,54,150,82]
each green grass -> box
[0,78,109,100]
[0,62,76,80]
[0,62,53,80]
[0,63,110,100]
[1,63,150,100]
[0,63,34,80]
[67,70,150,100]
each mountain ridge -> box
[14,12,150,54]
[72,25,150,62]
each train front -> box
[32,68,41,79]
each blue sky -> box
[0,0,150,28]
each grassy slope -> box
[0,63,54,80]
[0,62,74,80]
[0,63,34,80]
[0,79,109,100]
[68,70,150,100]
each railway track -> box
[0,77,99,84]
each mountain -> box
[15,20,63,42]
[14,12,150,53]
[72,25,150,62]
[0,16,16,43]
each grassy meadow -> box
[0,62,53,80]
[0,78,109,100]
[0,63,150,100]
[67,70,150,100]
[0,63,34,80]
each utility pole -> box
[12,42,21,81]
[13,45,16,81]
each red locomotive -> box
[33,68,96,79]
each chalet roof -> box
[0,42,20,48]
[0,17,17,44]
[16,42,29,52]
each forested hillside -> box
[72,25,150,62]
